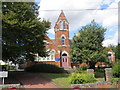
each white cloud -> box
[102,30,118,47]
[47,29,55,35]
[102,39,117,47]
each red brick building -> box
[33,11,115,68]
[35,11,71,68]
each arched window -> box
[63,21,66,29]
[61,36,65,45]
[51,51,55,60]
[59,21,66,30]
[60,21,63,30]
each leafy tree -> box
[108,44,120,61]
[71,20,109,69]
[115,43,120,60]
[2,2,50,63]
[108,44,116,52]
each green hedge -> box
[2,65,16,70]
[112,62,120,77]
[95,67,105,72]
[75,67,84,73]
[111,78,120,83]
[68,73,97,84]
[75,66,89,73]
[25,63,65,73]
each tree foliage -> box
[115,43,120,60]
[70,20,109,69]
[2,2,51,63]
[108,44,120,61]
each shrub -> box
[68,73,97,84]
[75,66,89,73]
[112,62,120,77]
[2,65,8,71]
[95,67,105,72]
[95,72,104,78]
[75,67,85,73]
[2,65,16,70]
[25,63,64,73]
[9,65,16,70]
[111,78,120,83]
[81,66,90,70]
[94,67,105,78]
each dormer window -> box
[59,21,66,30]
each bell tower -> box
[54,10,71,67]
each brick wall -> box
[72,81,112,88]
[39,61,60,67]
[24,61,60,68]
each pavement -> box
[5,71,60,88]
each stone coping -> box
[71,81,111,87]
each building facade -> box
[35,11,71,68]
[33,11,115,68]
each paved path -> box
[8,71,59,88]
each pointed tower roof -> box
[56,10,69,24]
[59,10,65,17]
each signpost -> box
[0,71,8,84]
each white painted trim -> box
[57,20,69,25]
[61,50,68,56]
[61,34,66,39]
[36,49,56,62]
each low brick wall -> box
[0,84,23,90]
[39,61,60,67]
[24,61,60,68]
[71,81,112,88]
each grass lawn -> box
[40,73,107,88]
[40,73,71,88]
[96,78,105,81]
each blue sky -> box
[36,0,119,47]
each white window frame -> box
[59,20,67,30]
[36,49,56,62]
[61,35,66,46]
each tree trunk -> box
[89,62,96,69]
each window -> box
[47,57,50,60]
[51,51,55,60]
[59,21,66,30]
[39,57,41,60]
[63,21,66,29]
[36,50,55,61]
[60,21,63,30]
[62,36,65,45]
[43,57,45,60]
[63,58,64,62]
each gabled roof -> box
[44,34,58,49]
[56,10,69,24]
